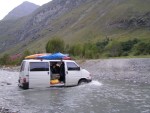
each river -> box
[0,69,150,113]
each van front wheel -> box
[78,79,88,85]
[22,83,29,89]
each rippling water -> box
[0,70,150,113]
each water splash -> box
[89,80,103,86]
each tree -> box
[46,37,65,53]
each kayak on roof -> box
[37,52,71,60]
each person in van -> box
[59,62,65,83]
[51,63,60,74]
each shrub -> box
[69,44,83,57]
[46,37,65,53]
[96,39,109,53]
[121,38,138,52]
[133,42,150,55]
[82,42,98,58]
[0,54,10,65]
[108,43,123,57]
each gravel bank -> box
[0,107,18,113]
[1,58,150,84]
[80,58,150,84]
[0,66,20,72]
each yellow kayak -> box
[25,53,48,59]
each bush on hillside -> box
[121,39,138,52]
[46,37,65,53]
[69,44,83,57]
[107,38,140,57]
[0,54,10,65]
[133,42,150,55]
[108,43,123,57]
[0,50,32,66]
[96,38,109,53]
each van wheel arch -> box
[78,78,88,85]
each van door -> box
[29,62,50,88]
[65,61,81,86]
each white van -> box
[18,59,92,89]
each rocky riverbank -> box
[80,58,150,84]
[1,58,150,84]
[0,107,18,113]
[0,66,20,72]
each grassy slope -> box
[0,0,150,55]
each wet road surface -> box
[0,69,150,113]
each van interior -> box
[50,61,65,85]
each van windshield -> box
[30,62,49,71]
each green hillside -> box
[0,0,150,57]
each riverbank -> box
[0,66,19,72]
[79,58,150,84]
[0,107,18,113]
[1,58,150,84]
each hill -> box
[0,0,150,56]
[3,1,39,21]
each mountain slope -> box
[0,0,150,55]
[3,1,39,21]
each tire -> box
[18,83,21,88]
[18,79,21,88]
[22,83,29,89]
[78,79,88,85]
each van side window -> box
[67,62,80,71]
[30,62,49,71]
[20,61,25,72]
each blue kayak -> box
[38,52,68,60]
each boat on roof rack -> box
[25,52,71,60]
[25,53,50,59]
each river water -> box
[0,69,150,113]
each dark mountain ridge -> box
[3,1,39,21]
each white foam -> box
[89,80,103,86]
